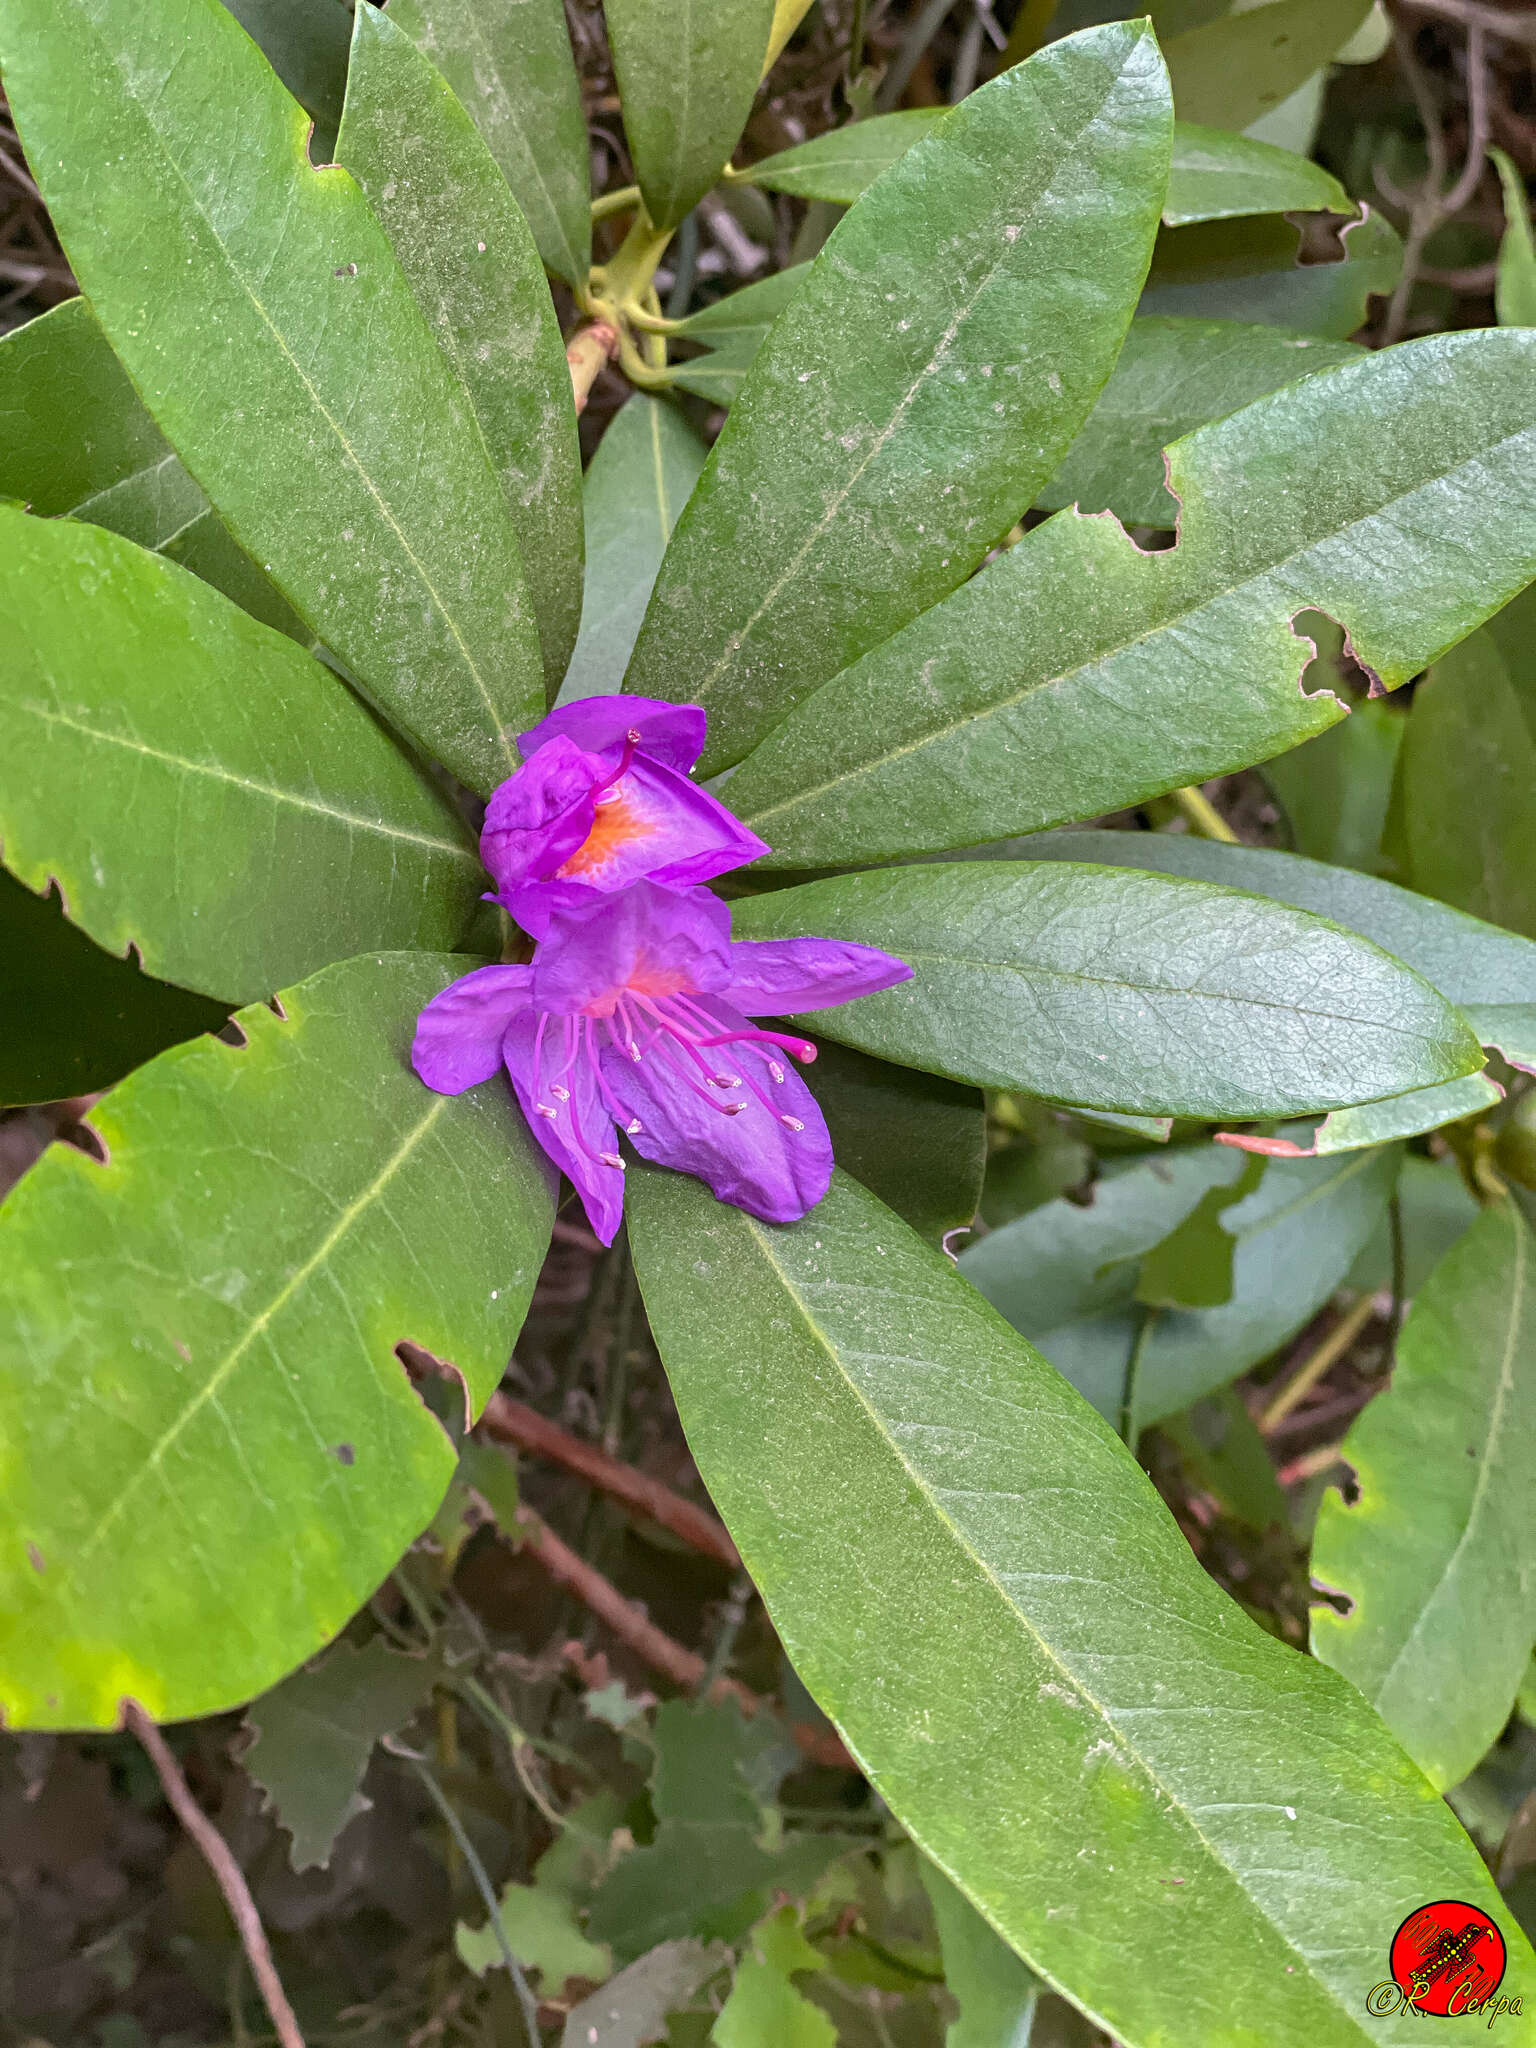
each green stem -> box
[591,183,640,222]
[1169,784,1239,843]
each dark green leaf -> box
[1348,1154,1479,1298]
[242,1636,440,1869]
[0,0,544,791]
[0,506,481,1003]
[802,1040,984,1247]
[736,109,948,202]
[336,5,583,693]
[388,0,591,286]
[1140,207,1401,336]
[1391,583,1536,941]
[730,863,1483,1118]
[1037,315,1359,528]
[606,0,775,229]
[1261,689,1403,874]
[666,331,766,405]
[560,397,708,704]
[920,1860,1040,2048]
[1135,1167,1254,1310]
[1162,1389,1287,1533]
[220,0,351,159]
[1302,1071,1501,1157]
[672,266,812,341]
[1494,148,1536,329]
[729,332,1536,867]
[626,24,1173,773]
[0,298,308,641]
[0,867,227,1107]
[0,951,553,1729]
[630,1166,1525,2048]
[1161,0,1371,131]
[1163,121,1350,225]
[1313,1199,1536,1791]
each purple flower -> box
[483,695,768,937]
[413,882,912,1243]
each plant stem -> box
[1259,1293,1378,1432]
[877,0,956,109]
[1170,783,1239,843]
[566,319,619,413]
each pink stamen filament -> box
[588,730,641,806]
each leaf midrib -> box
[737,1210,1369,2043]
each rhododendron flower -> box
[483,694,768,936]
[413,881,911,1243]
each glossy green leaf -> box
[0,867,228,1108]
[629,1166,1525,2048]
[1313,1200,1536,1792]
[0,506,481,1004]
[1495,148,1536,329]
[560,398,709,705]
[802,1040,984,1248]
[0,299,308,641]
[731,863,1482,1118]
[922,1861,1040,2048]
[1140,207,1401,335]
[606,0,774,230]
[0,0,544,792]
[1037,315,1359,527]
[1161,0,1370,131]
[1304,1072,1502,1157]
[242,1636,440,1869]
[1262,692,1403,874]
[0,952,553,1729]
[1163,121,1350,225]
[627,24,1173,774]
[220,0,351,159]
[388,0,590,286]
[737,109,948,201]
[336,5,583,693]
[1392,585,1536,942]
[729,332,1536,867]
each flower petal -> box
[502,1010,627,1245]
[520,695,707,774]
[722,936,913,1015]
[600,997,832,1225]
[533,883,733,1015]
[480,735,601,896]
[412,964,533,1094]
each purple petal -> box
[480,736,602,896]
[722,936,913,1016]
[520,695,707,774]
[533,883,733,1016]
[599,997,832,1224]
[412,964,533,1095]
[502,1009,627,1245]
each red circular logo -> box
[1390,1901,1507,2016]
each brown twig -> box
[1381,17,1491,342]
[123,1701,306,2048]
[479,1392,742,1569]
[1258,1294,1381,1433]
[566,319,619,414]
[515,1505,855,1769]
[1396,0,1536,43]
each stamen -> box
[627,1119,643,1135]
[599,1152,625,1170]
[588,732,640,806]
[780,1115,805,1131]
[768,1060,785,1083]
[535,1103,557,1119]
[551,1084,570,1102]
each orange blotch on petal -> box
[556,787,657,881]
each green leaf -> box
[1008,832,1536,1049]
[0,866,227,1107]
[736,109,948,202]
[666,332,769,406]
[0,0,544,792]
[629,1165,1526,2048]
[1303,1071,1502,1158]
[1140,207,1401,336]
[626,24,1173,774]
[1494,148,1536,329]
[387,0,590,287]
[728,331,1536,866]
[962,1141,1399,1427]
[803,1041,984,1248]
[1036,315,1359,528]
[1161,0,1370,131]
[1391,584,1536,942]
[0,951,553,1729]
[605,0,775,230]
[335,5,583,695]
[1162,1389,1287,1533]
[0,506,482,1004]
[1262,691,1403,874]
[1312,1199,1536,1792]
[1348,1154,1479,1299]
[729,863,1483,1118]
[560,398,708,705]
[457,1881,613,1989]
[673,266,812,341]
[1163,121,1350,225]
[1135,1164,1257,1309]
[560,1940,730,2048]
[713,1941,835,2048]
[219,0,351,160]
[0,299,308,642]
[242,1635,440,1870]
[920,1861,1040,2048]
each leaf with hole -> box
[1140,207,1401,336]
[629,1165,1525,2048]
[727,331,1536,867]
[1313,1199,1536,1792]
[0,0,545,791]
[0,951,553,1729]
[625,23,1172,773]
[0,506,482,1004]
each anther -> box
[767,1060,785,1083]
[709,1075,741,1089]
[780,1115,805,1131]
[722,1103,743,1116]
[626,1119,643,1135]
[551,1084,570,1102]
[535,1102,558,1119]
[600,1152,625,1169]
[626,727,641,744]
